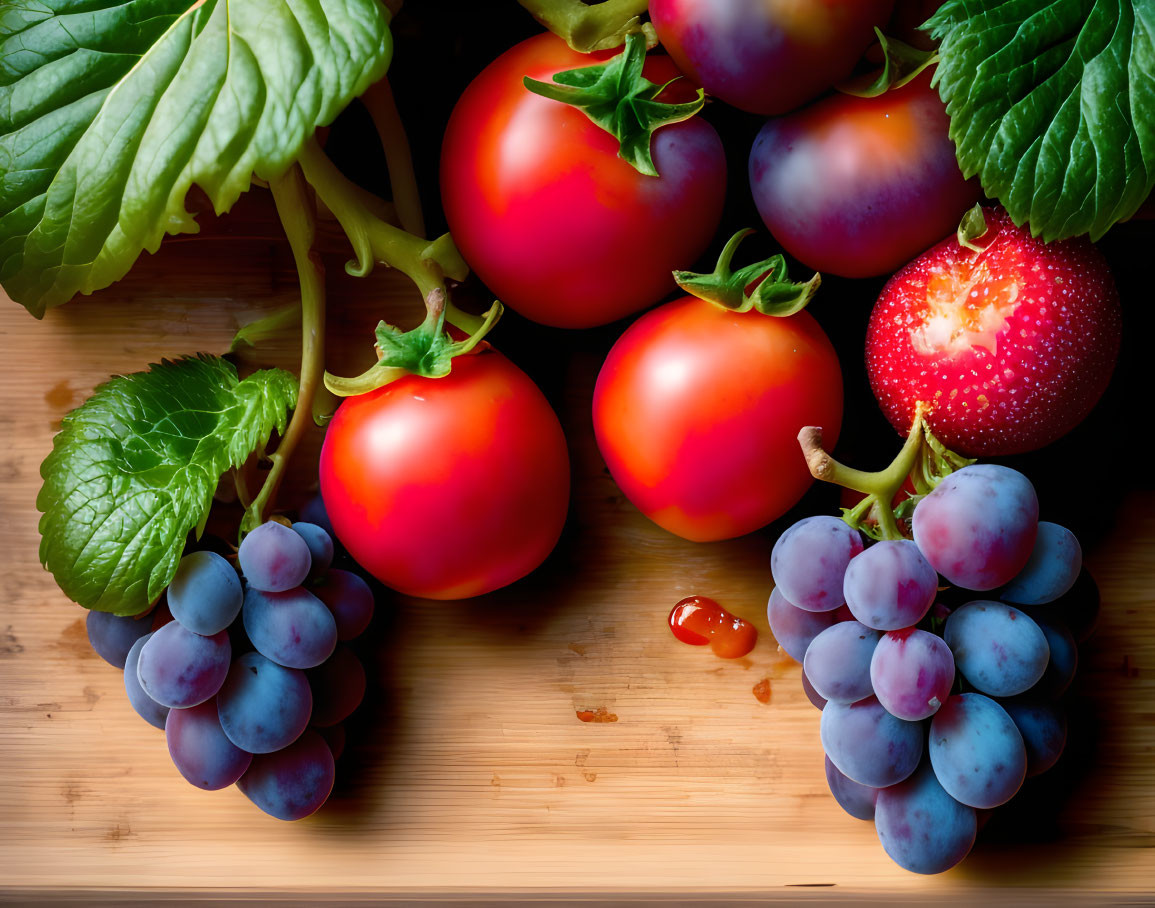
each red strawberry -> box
[865,207,1121,456]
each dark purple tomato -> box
[651,0,895,115]
[748,73,980,278]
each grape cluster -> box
[768,464,1096,874]
[86,516,375,821]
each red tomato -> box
[319,351,570,600]
[748,73,980,278]
[592,297,843,542]
[651,0,895,115]
[440,33,726,329]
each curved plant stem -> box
[243,163,326,530]
[297,137,483,335]
[518,0,653,52]
[361,77,426,238]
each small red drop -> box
[669,596,758,659]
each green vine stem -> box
[517,0,654,52]
[243,162,326,531]
[798,405,929,541]
[296,137,483,336]
[361,77,426,238]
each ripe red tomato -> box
[749,73,979,278]
[319,351,570,600]
[440,33,726,329]
[593,297,843,542]
[651,0,895,115]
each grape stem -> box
[798,403,928,541]
[242,162,326,532]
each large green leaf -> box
[0,0,392,316]
[38,356,297,616]
[927,0,1155,242]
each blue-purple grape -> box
[824,754,879,821]
[944,601,1049,697]
[124,633,169,729]
[820,695,923,788]
[870,628,955,721]
[842,539,937,631]
[770,516,863,612]
[292,522,334,581]
[237,521,312,593]
[216,651,312,754]
[1034,619,1077,697]
[875,761,977,875]
[300,494,334,537]
[929,693,1026,809]
[1001,521,1081,606]
[306,645,366,727]
[86,610,153,669]
[165,698,252,791]
[237,729,335,821]
[911,464,1038,591]
[803,620,879,704]
[243,586,337,669]
[136,621,230,709]
[312,569,375,641]
[800,669,827,711]
[167,550,243,635]
[767,587,839,662]
[1001,697,1067,777]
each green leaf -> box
[927,0,1155,241]
[838,28,939,98]
[523,31,705,176]
[37,356,297,616]
[1,0,393,317]
[673,228,821,316]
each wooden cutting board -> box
[1,195,1152,903]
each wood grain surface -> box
[1,187,1153,902]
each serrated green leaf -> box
[37,355,297,616]
[928,0,1155,241]
[1,0,393,317]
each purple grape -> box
[136,622,230,709]
[1034,619,1077,697]
[217,652,312,753]
[767,587,838,662]
[243,586,337,669]
[291,522,334,581]
[800,668,827,711]
[165,699,252,791]
[944,601,1049,697]
[770,516,863,612]
[167,550,243,635]
[912,464,1038,591]
[870,628,955,721]
[124,633,169,729]
[312,569,375,641]
[86,610,153,669]
[929,693,1026,809]
[824,754,879,821]
[820,696,923,788]
[803,620,879,704]
[1001,698,1067,777]
[842,539,937,631]
[1001,521,1081,606]
[306,645,366,727]
[300,494,334,537]
[238,521,312,592]
[875,762,977,875]
[237,729,335,821]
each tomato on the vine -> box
[593,293,843,542]
[440,32,726,329]
[319,351,570,600]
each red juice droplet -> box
[669,596,758,659]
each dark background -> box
[327,0,1153,553]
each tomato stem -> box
[243,162,326,531]
[361,76,426,238]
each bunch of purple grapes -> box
[768,464,1097,874]
[85,516,375,820]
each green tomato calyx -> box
[523,32,704,177]
[674,229,821,316]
